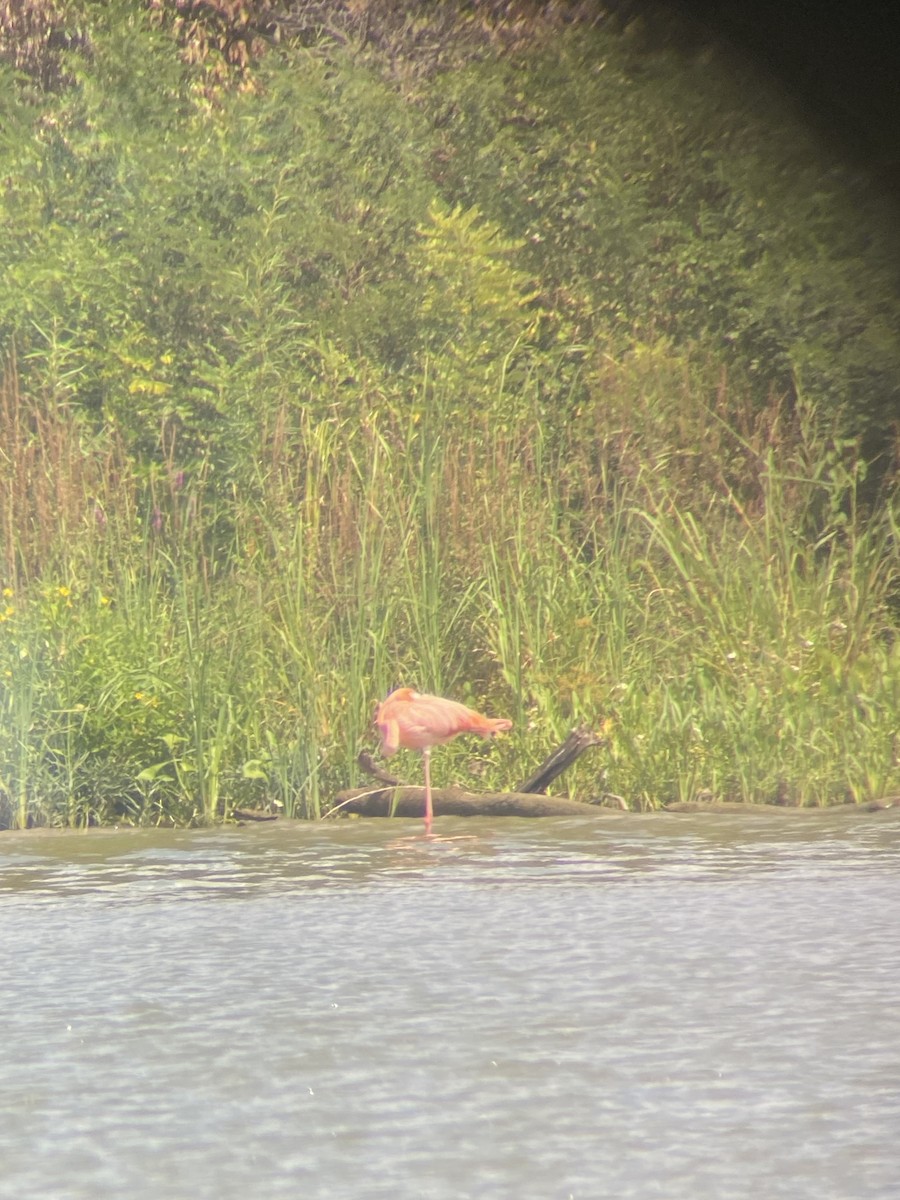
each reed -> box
[1,345,898,826]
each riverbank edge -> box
[2,797,897,837]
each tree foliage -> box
[2,1,897,462]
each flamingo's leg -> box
[422,746,434,835]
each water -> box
[1,809,899,1200]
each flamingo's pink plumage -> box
[374,687,513,833]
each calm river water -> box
[1,808,899,1200]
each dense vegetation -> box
[2,0,899,827]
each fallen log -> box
[232,807,280,822]
[330,785,610,819]
[346,724,610,819]
[357,750,401,786]
[517,724,606,794]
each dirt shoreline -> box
[1,796,897,837]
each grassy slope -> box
[0,2,898,826]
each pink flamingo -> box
[374,687,513,834]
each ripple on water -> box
[1,808,899,903]
[1,810,899,1199]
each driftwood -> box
[517,724,606,794]
[334,726,609,819]
[331,785,608,819]
[356,751,402,786]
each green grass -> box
[2,347,898,827]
